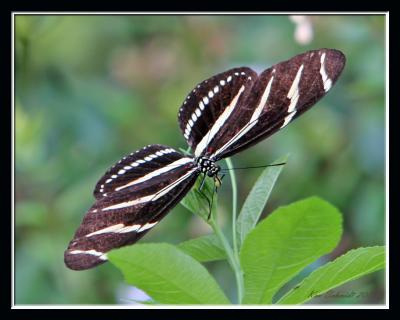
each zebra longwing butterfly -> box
[65,48,345,270]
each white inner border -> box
[11,12,389,310]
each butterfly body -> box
[196,156,221,177]
[65,49,346,270]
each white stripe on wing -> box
[194,85,246,157]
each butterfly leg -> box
[216,173,225,187]
[195,188,213,218]
[205,173,226,220]
[207,178,221,220]
[199,172,207,191]
[200,172,215,216]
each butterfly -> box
[65,48,345,270]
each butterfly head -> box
[196,156,221,177]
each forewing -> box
[178,67,258,157]
[65,144,198,270]
[211,49,346,159]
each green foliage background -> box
[15,15,385,304]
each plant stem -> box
[209,217,243,304]
[225,157,244,303]
[225,158,239,257]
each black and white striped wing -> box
[65,144,198,270]
[178,67,258,157]
[178,49,345,160]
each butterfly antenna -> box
[220,162,286,172]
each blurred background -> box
[15,15,385,305]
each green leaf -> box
[277,246,385,304]
[236,155,288,247]
[178,147,192,156]
[180,175,217,221]
[108,243,230,305]
[178,234,226,262]
[240,196,342,304]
